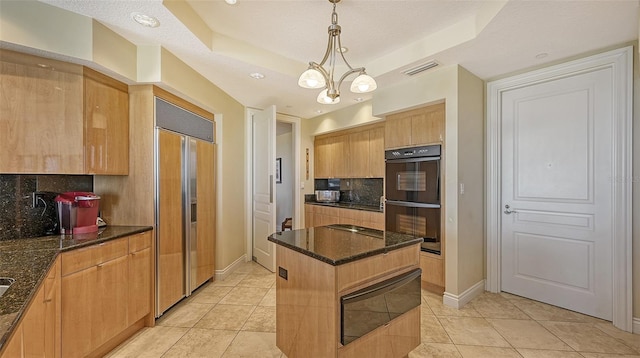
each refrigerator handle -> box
[269,175,273,203]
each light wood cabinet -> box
[305,204,384,230]
[0,49,130,175]
[385,103,445,149]
[2,259,60,358]
[315,124,384,179]
[420,251,444,294]
[196,141,216,286]
[128,232,152,326]
[0,49,84,174]
[84,68,129,175]
[61,233,152,357]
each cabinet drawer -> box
[129,231,151,253]
[62,238,128,275]
[336,244,420,293]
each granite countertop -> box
[268,224,421,266]
[304,201,383,213]
[0,225,153,349]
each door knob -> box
[504,205,517,215]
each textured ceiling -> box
[38,0,639,119]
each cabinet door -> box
[22,259,59,358]
[129,246,151,325]
[1,323,22,358]
[0,50,84,174]
[331,134,349,178]
[196,140,216,286]
[304,204,314,228]
[411,103,444,145]
[385,113,412,149]
[349,131,369,178]
[84,69,129,175]
[61,267,96,358]
[93,256,128,348]
[368,127,385,178]
[314,137,332,178]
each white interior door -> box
[252,105,276,272]
[500,67,614,320]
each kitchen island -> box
[268,225,422,358]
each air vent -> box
[402,60,439,76]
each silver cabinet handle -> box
[504,205,517,215]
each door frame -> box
[485,46,633,331]
[245,108,302,265]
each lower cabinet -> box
[1,259,60,358]
[60,232,152,357]
[420,251,444,294]
[305,204,384,230]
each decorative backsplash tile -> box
[312,178,383,207]
[0,175,92,240]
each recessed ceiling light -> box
[225,0,237,4]
[315,110,323,114]
[354,97,364,102]
[337,47,348,53]
[131,12,160,28]
[535,52,548,60]
[249,72,265,79]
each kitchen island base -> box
[272,225,421,358]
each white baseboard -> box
[443,279,486,309]
[215,254,247,281]
[633,317,640,334]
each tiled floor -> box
[106,261,639,358]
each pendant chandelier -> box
[298,0,377,105]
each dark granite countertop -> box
[268,224,421,266]
[304,201,383,213]
[0,225,152,349]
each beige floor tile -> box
[259,287,276,307]
[424,294,482,317]
[234,262,272,275]
[409,342,462,357]
[438,316,510,347]
[237,273,276,288]
[156,302,213,328]
[540,321,637,354]
[219,286,270,305]
[469,292,531,319]
[211,273,249,287]
[421,300,435,315]
[242,306,276,332]
[104,326,188,358]
[221,331,282,358]
[456,345,521,358]
[580,354,640,358]
[190,285,233,304]
[162,328,237,358]
[510,299,604,323]
[487,318,572,350]
[517,348,583,357]
[594,322,640,353]
[195,304,255,330]
[421,313,452,343]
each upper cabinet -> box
[0,49,129,175]
[385,103,444,149]
[0,50,85,173]
[84,68,129,175]
[314,123,384,179]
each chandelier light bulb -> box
[298,68,326,89]
[317,89,340,104]
[350,73,377,93]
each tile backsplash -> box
[313,178,383,207]
[0,175,93,240]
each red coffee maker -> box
[54,192,101,234]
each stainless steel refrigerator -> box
[155,97,215,317]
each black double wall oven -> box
[385,145,441,255]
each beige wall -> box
[0,0,247,272]
[633,38,639,320]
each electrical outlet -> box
[32,192,46,208]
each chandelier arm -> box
[309,62,331,85]
[316,32,336,68]
[336,67,365,89]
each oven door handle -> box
[385,156,440,164]
[341,268,422,304]
[385,200,440,209]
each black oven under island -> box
[268,225,422,358]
